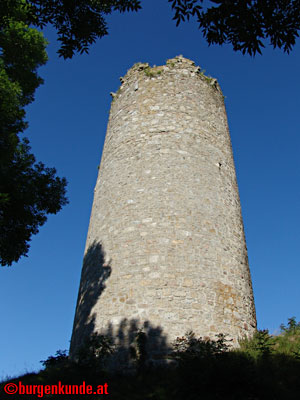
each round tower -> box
[70,56,256,360]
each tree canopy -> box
[1,0,142,59]
[3,0,299,58]
[169,0,300,56]
[0,1,68,266]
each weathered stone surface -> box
[70,56,256,360]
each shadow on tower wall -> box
[100,318,171,370]
[69,242,172,368]
[70,241,111,356]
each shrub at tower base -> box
[2,319,300,400]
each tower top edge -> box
[112,56,221,100]
[124,55,204,78]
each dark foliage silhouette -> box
[0,1,67,266]
[2,1,299,58]
[169,0,300,56]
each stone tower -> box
[70,56,256,361]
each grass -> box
[144,66,163,78]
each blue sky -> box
[1,1,300,379]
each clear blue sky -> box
[1,1,300,379]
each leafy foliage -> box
[0,0,68,266]
[0,139,68,266]
[276,317,300,356]
[40,349,69,369]
[20,0,142,59]
[239,329,275,358]
[239,320,300,359]
[280,316,300,333]
[169,0,300,56]
[75,332,115,371]
[3,1,299,58]
[0,3,48,137]
[172,331,230,362]
[169,0,202,26]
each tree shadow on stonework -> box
[103,318,171,371]
[69,241,111,356]
[71,317,172,375]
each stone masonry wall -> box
[70,56,256,359]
